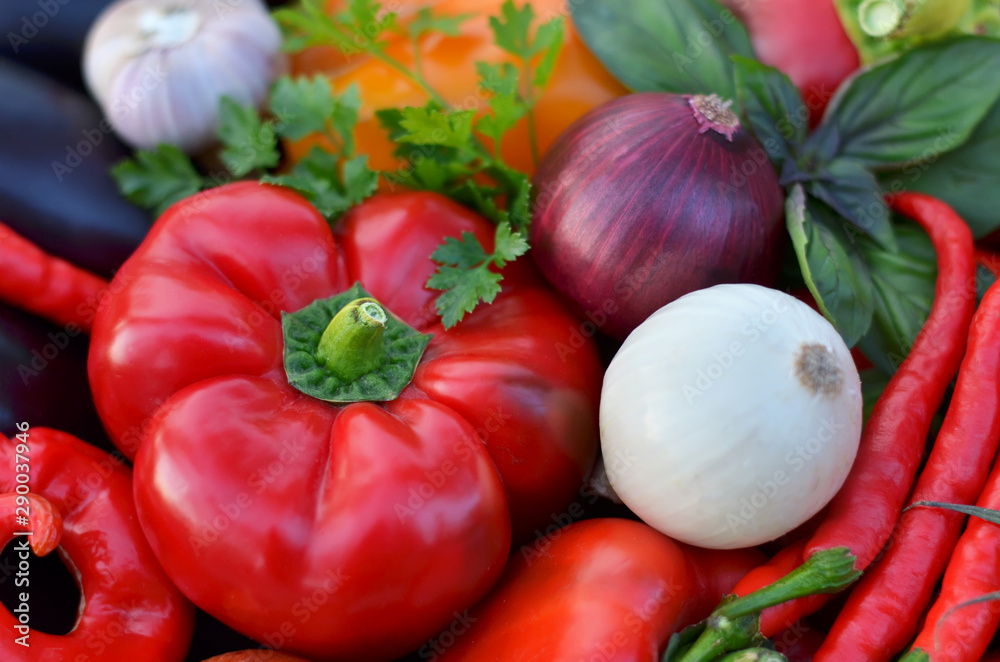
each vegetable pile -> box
[4,0,1000,660]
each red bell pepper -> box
[433,518,764,661]
[0,427,193,660]
[88,182,603,660]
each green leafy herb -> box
[856,222,937,375]
[269,76,337,141]
[275,0,558,325]
[111,144,206,216]
[262,150,377,218]
[217,97,280,177]
[819,36,1000,168]
[570,0,753,99]
[408,7,471,40]
[882,92,1000,238]
[274,0,397,55]
[731,56,807,168]
[786,185,874,347]
[808,158,895,250]
[114,76,375,223]
[426,223,529,327]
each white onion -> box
[600,284,863,549]
[83,0,285,153]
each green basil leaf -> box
[569,0,753,99]
[823,36,1000,167]
[856,221,936,375]
[732,56,807,167]
[786,184,874,347]
[881,94,1000,238]
[809,158,896,250]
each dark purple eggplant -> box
[0,0,118,90]
[0,58,149,277]
[0,302,112,450]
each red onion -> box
[530,92,785,340]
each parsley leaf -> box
[275,0,396,55]
[111,145,205,216]
[408,7,472,40]
[270,76,335,140]
[218,97,280,177]
[263,149,377,219]
[397,106,478,150]
[427,222,529,327]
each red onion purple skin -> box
[530,92,786,340]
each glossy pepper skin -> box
[88,182,602,660]
[0,221,108,332]
[435,518,764,661]
[289,0,627,176]
[904,453,1000,662]
[815,225,1000,661]
[0,427,194,661]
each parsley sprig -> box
[113,0,563,328]
[111,77,376,220]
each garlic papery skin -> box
[83,0,285,153]
[599,284,863,550]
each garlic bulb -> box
[83,0,285,153]
[600,284,863,550]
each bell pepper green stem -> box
[316,297,388,381]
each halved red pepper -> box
[0,427,193,660]
[88,182,603,660]
[431,518,764,661]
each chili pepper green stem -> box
[674,548,860,662]
[716,648,788,662]
[316,297,388,381]
[675,613,765,662]
[716,548,860,621]
[898,650,929,662]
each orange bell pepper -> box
[288,0,627,177]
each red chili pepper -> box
[900,454,1000,662]
[0,427,194,660]
[673,192,977,661]
[814,216,1000,661]
[0,221,108,332]
[433,518,764,661]
[88,182,603,660]
[201,653,311,662]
